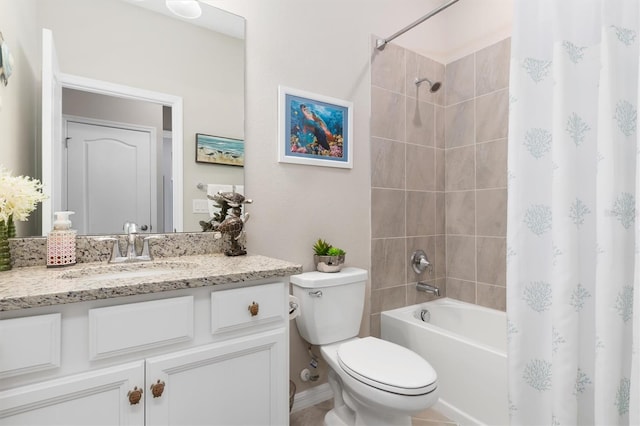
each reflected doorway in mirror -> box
[64,117,156,235]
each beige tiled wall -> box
[370,37,510,335]
[370,38,446,336]
[444,38,510,311]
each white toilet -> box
[291,267,438,426]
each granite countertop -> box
[0,254,302,312]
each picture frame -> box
[278,86,353,169]
[196,133,244,167]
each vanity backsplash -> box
[9,232,233,268]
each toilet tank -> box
[290,267,368,345]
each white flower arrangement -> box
[0,166,47,224]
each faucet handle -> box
[95,237,121,263]
[139,235,163,261]
[411,249,433,275]
[421,258,434,274]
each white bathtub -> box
[381,298,507,426]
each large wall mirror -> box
[10,0,244,236]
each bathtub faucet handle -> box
[411,249,433,275]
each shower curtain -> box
[507,1,640,425]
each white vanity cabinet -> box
[145,328,286,426]
[0,279,290,426]
[0,361,145,426]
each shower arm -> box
[376,0,460,50]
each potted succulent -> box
[312,238,346,273]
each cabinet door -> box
[0,361,145,426]
[145,328,287,426]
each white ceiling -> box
[122,0,512,64]
[121,0,245,39]
[372,0,514,63]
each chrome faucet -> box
[99,222,160,263]
[416,282,440,297]
[123,222,139,261]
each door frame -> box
[63,115,158,234]
[50,74,184,233]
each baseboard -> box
[290,382,333,413]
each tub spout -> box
[416,282,440,297]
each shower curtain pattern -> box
[507,1,639,425]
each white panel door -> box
[0,361,145,426]
[145,328,287,426]
[66,121,153,235]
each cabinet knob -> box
[248,301,259,317]
[127,386,143,405]
[150,379,165,398]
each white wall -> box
[229,1,379,392]
[0,0,40,235]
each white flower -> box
[0,166,47,223]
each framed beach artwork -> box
[278,86,353,169]
[196,133,244,167]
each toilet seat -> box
[337,337,437,396]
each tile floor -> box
[289,399,457,426]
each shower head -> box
[414,77,442,93]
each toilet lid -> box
[337,337,437,396]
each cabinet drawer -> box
[89,296,193,360]
[0,314,61,378]
[211,282,285,334]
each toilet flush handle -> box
[309,290,323,298]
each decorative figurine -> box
[200,190,252,256]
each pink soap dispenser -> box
[46,211,77,267]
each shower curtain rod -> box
[376,0,460,50]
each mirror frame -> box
[43,73,184,234]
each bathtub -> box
[381,298,507,426]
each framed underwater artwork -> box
[196,133,244,166]
[278,86,353,169]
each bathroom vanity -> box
[0,252,301,425]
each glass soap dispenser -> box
[47,211,77,267]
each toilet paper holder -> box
[289,300,298,315]
[289,295,300,320]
